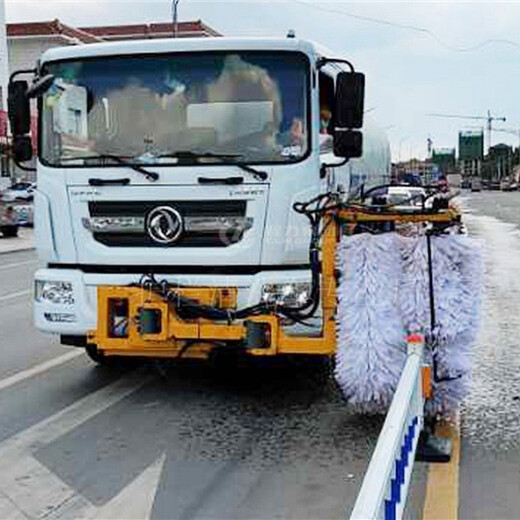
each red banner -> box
[0,110,7,138]
[0,110,38,151]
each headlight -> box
[261,282,312,308]
[35,281,74,305]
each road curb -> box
[0,246,36,256]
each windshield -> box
[40,51,310,167]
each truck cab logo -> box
[146,206,183,244]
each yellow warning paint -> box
[422,412,461,520]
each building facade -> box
[392,158,437,184]
[458,130,484,181]
[483,144,514,185]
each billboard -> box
[459,131,484,160]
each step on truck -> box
[8,36,390,362]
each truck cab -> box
[8,37,389,359]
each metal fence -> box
[350,335,425,520]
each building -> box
[392,158,437,185]
[1,19,220,182]
[81,21,220,41]
[483,143,514,185]
[6,19,219,77]
[458,130,484,180]
[432,147,456,175]
[7,20,102,80]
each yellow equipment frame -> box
[88,207,460,359]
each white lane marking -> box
[0,290,31,303]
[91,453,166,520]
[0,371,151,519]
[0,457,96,520]
[0,260,37,272]
[0,350,84,392]
[0,371,151,460]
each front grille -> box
[88,200,247,248]
[89,200,246,217]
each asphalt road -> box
[0,249,399,520]
[458,191,520,519]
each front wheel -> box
[85,344,117,366]
[1,226,18,238]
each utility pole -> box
[427,136,433,158]
[172,0,181,38]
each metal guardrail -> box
[350,335,425,520]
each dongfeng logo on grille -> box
[146,206,183,244]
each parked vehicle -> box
[0,194,19,237]
[13,202,34,226]
[385,186,429,211]
[2,181,35,202]
[401,172,422,186]
[504,182,519,191]
[470,178,482,192]
[500,179,518,191]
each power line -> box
[289,0,520,53]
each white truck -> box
[8,37,389,362]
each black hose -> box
[137,192,340,325]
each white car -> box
[0,196,19,237]
[2,182,35,202]
[385,186,429,211]
[13,202,34,227]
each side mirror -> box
[12,135,33,163]
[8,80,31,136]
[27,74,55,99]
[334,130,363,159]
[334,72,365,129]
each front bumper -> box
[33,268,321,338]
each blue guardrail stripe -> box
[384,416,419,520]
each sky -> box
[5,0,520,161]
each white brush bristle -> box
[335,232,483,416]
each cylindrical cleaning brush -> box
[335,231,483,416]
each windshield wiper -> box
[158,151,268,181]
[60,154,159,182]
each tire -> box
[85,344,117,366]
[1,226,18,238]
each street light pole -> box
[172,0,181,38]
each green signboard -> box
[459,131,484,160]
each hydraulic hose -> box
[138,192,340,325]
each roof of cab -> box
[40,37,321,64]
